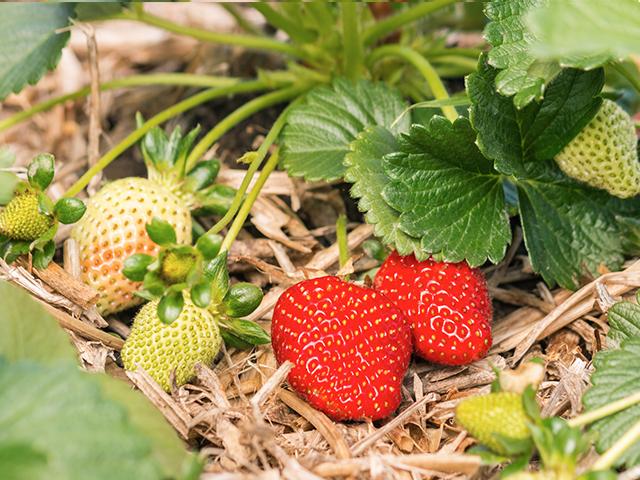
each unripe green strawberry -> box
[71,177,192,315]
[555,99,640,198]
[121,294,221,391]
[160,251,197,284]
[455,392,531,455]
[0,191,53,241]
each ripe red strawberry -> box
[272,276,412,421]
[374,252,492,366]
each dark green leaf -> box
[145,217,176,246]
[223,283,263,317]
[0,4,73,100]
[344,126,423,259]
[362,239,387,262]
[282,78,410,181]
[185,160,220,192]
[0,280,76,364]
[32,240,55,270]
[0,441,48,480]
[584,337,640,468]
[0,172,19,205]
[122,254,154,282]
[54,198,86,224]
[468,55,604,176]
[203,253,229,304]
[222,319,270,346]
[220,329,253,350]
[194,184,237,216]
[528,0,640,67]
[190,281,212,309]
[157,291,184,325]
[1,240,30,264]
[195,232,222,260]
[27,153,54,191]
[382,117,511,266]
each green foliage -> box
[528,0,640,66]
[383,117,511,266]
[281,78,410,181]
[146,217,177,246]
[0,281,197,479]
[223,282,264,318]
[27,153,54,191]
[0,4,73,101]
[583,298,640,469]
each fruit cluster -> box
[272,250,493,421]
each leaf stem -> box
[367,45,458,122]
[220,149,281,253]
[591,417,640,471]
[341,1,363,80]
[220,3,263,36]
[63,80,270,199]
[362,0,458,46]
[568,390,640,428]
[0,73,241,133]
[116,9,312,61]
[336,214,349,270]
[252,2,316,43]
[185,84,306,171]
[206,98,302,236]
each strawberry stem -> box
[63,80,271,199]
[367,45,458,122]
[219,149,281,253]
[0,73,243,134]
[341,2,363,80]
[336,214,349,270]
[568,390,640,428]
[591,417,640,471]
[205,97,302,236]
[185,84,307,171]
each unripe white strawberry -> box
[555,99,640,198]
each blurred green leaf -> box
[27,153,54,191]
[146,217,177,246]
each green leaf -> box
[54,197,86,224]
[344,126,423,259]
[221,319,270,347]
[0,281,76,364]
[607,300,640,347]
[583,337,640,468]
[281,78,410,181]
[185,160,220,192]
[468,55,604,176]
[220,329,254,350]
[27,153,55,191]
[203,253,229,304]
[528,0,640,66]
[195,232,222,260]
[37,191,54,216]
[0,4,73,100]
[223,282,263,318]
[516,168,627,289]
[0,441,48,480]
[382,117,511,266]
[0,147,16,168]
[0,240,31,264]
[32,240,55,270]
[145,217,177,247]
[0,172,19,205]
[194,184,236,217]
[74,2,125,21]
[190,280,212,309]
[123,254,155,282]
[157,290,184,325]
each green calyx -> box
[0,152,85,268]
[160,251,198,284]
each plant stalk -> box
[341,1,363,80]
[368,45,458,122]
[362,0,458,45]
[568,390,640,428]
[591,417,640,471]
[185,84,306,171]
[220,149,281,253]
[63,80,270,198]
[0,73,241,133]
[252,2,316,43]
[206,98,301,237]
[117,9,312,61]
[336,214,349,270]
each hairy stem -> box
[336,214,349,271]
[0,73,241,133]
[341,1,363,80]
[368,45,458,122]
[117,9,312,61]
[568,390,640,428]
[220,149,281,253]
[362,0,458,45]
[185,84,306,171]
[63,80,270,198]
[207,98,302,236]
[592,417,640,471]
